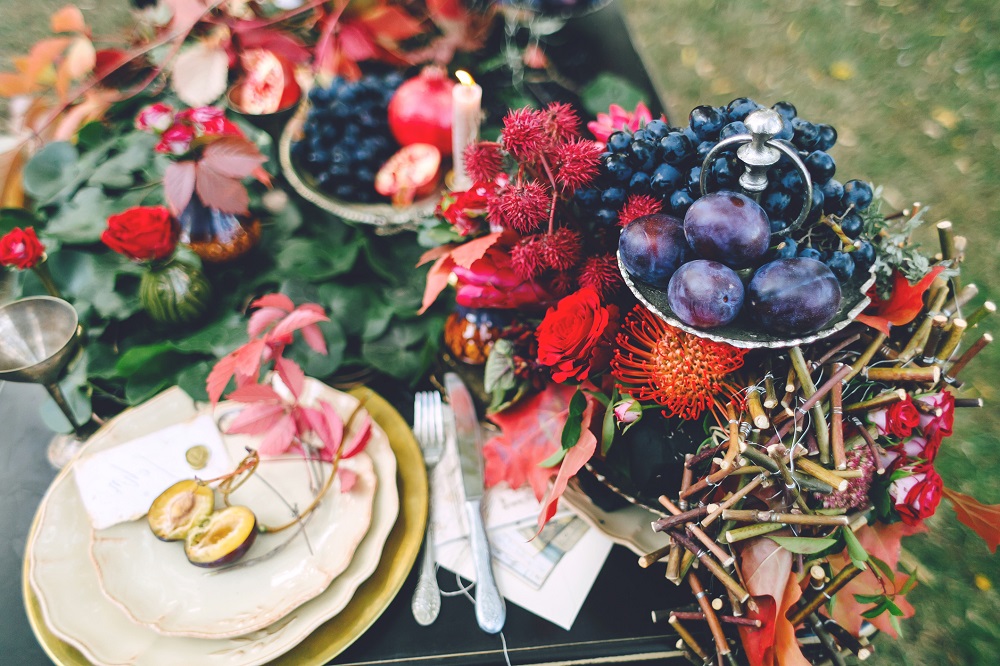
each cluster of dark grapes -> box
[292,72,403,203]
[495,0,609,14]
[578,98,876,285]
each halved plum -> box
[184,506,258,568]
[147,479,214,542]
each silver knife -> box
[444,372,506,634]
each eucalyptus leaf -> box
[171,312,247,356]
[842,526,870,570]
[44,249,139,320]
[116,342,174,376]
[90,133,158,188]
[45,187,115,244]
[0,207,40,235]
[123,349,188,404]
[580,73,646,118]
[176,359,214,402]
[23,142,78,203]
[765,536,839,554]
[286,318,346,378]
[484,339,517,394]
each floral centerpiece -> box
[418,96,998,664]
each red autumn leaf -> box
[299,321,328,355]
[536,397,597,533]
[483,383,576,501]
[206,352,239,404]
[856,521,927,572]
[233,26,310,63]
[195,160,250,214]
[201,137,267,179]
[418,255,455,314]
[164,161,196,215]
[359,5,425,42]
[739,595,777,666]
[226,402,288,436]
[417,243,456,267]
[248,306,288,339]
[339,414,372,460]
[274,356,305,400]
[826,551,916,638]
[943,486,1000,553]
[251,293,294,311]
[233,338,267,383]
[774,571,810,666]
[226,383,282,404]
[856,265,946,336]
[258,413,298,457]
[449,232,502,270]
[269,307,330,340]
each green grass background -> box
[3,1,998,663]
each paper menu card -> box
[73,413,233,530]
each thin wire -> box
[438,568,513,666]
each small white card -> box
[73,414,233,530]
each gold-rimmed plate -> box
[24,383,427,666]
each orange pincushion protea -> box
[611,305,747,420]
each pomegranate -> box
[387,66,454,155]
[231,49,300,115]
[375,144,442,207]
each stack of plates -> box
[23,381,428,665]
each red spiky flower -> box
[500,108,551,161]
[618,194,663,227]
[510,236,547,280]
[554,139,602,192]
[543,101,581,143]
[542,227,582,271]
[464,141,503,183]
[487,180,550,233]
[611,305,747,420]
[578,254,622,299]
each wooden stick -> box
[943,283,978,318]
[689,572,731,657]
[823,618,872,660]
[809,613,848,666]
[937,220,957,263]
[787,562,864,625]
[669,529,750,604]
[763,362,778,409]
[679,462,736,501]
[747,388,769,429]
[843,389,907,415]
[651,506,710,533]
[954,397,984,408]
[918,315,949,365]
[793,456,850,492]
[813,333,862,368]
[851,418,885,475]
[789,346,831,464]
[639,541,675,568]
[667,615,710,661]
[846,332,887,381]
[898,287,949,362]
[702,475,765,527]
[679,454,694,511]
[662,610,761,628]
[934,318,967,364]
[965,301,996,328]
[723,522,783,543]
[724,404,741,465]
[865,365,940,384]
[740,446,834,494]
[659,495,734,568]
[770,450,813,514]
[945,332,992,384]
[722,509,850,526]
[685,442,727,469]
[830,368,846,470]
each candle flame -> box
[456,70,475,87]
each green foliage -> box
[580,73,647,118]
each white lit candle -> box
[451,70,483,192]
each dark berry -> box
[726,97,761,122]
[687,166,703,196]
[629,171,652,195]
[595,208,619,226]
[644,119,670,141]
[805,150,836,184]
[602,186,626,209]
[762,190,792,219]
[853,241,876,270]
[815,124,838,152]
[775,237,798,259]
[806,187,826,224]
[659,132,693,164]
[779,169,805,193]
[669,188,694,216]
[575,188,601,209]
[821,179,845,214]
[689,105,726,141]
[798,247,822,261]
[839,211,864,238]
[772,101,797,123]
[629,139,656,169]
[720,121,749,139]
[696,140,716,163]
[842,180,874,211]
[826,251,855,282]
[607,131,632,154]
[650,163,683,196]
[791,118,820,151]
[605,154,633,182]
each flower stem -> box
[31,259,63,299]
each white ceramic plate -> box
[29,383,400,666]
[90,421,376,639]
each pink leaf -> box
[300,323,328,355]
[207,352,239,405]
[226,403,287,436]
[258,413,297,457]
[248,306,287,339]
[535,398,597,533]
[251,293,294,312]
[226,382,282,404]
[309,400,344,455]
[164,161,196,215]
[195,161,250,214]
[274,356,305,400]
[418,255,455,315]
[338,468,358,493]
[943,486,1000,553]
[233,338,267,384]
[340,414,371,460]
[417,243,455,267]
[201,136,267,179]
[269,307,330,340]
[171,42,229,107]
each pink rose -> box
[177,107,243,137]
[613,398,642,433]
[887,463,943,525]
[155,124,196,155]
[870,395,921,439]
[917,391,955,445]
[894,434,941,463]
[135,103,175,132]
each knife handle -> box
[465,499,506,634]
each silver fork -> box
[411,390,445,626]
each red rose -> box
[888,463,943,525]
[135,103,174,132]
[440,182,491,236]
[871,395,921,439]
[918,391,955,443]
[102,206,179,262]
[176,107,243,138]
[536,287,619,383]
[0,226,45,270]
[155,124,196,155]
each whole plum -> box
[619,214,688,288]
[683,191,770,268]
[667,260,745,329]
[748,258,842,334]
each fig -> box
[147,479,215,542]
[374,143,441,207]
[184,506,258,568]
